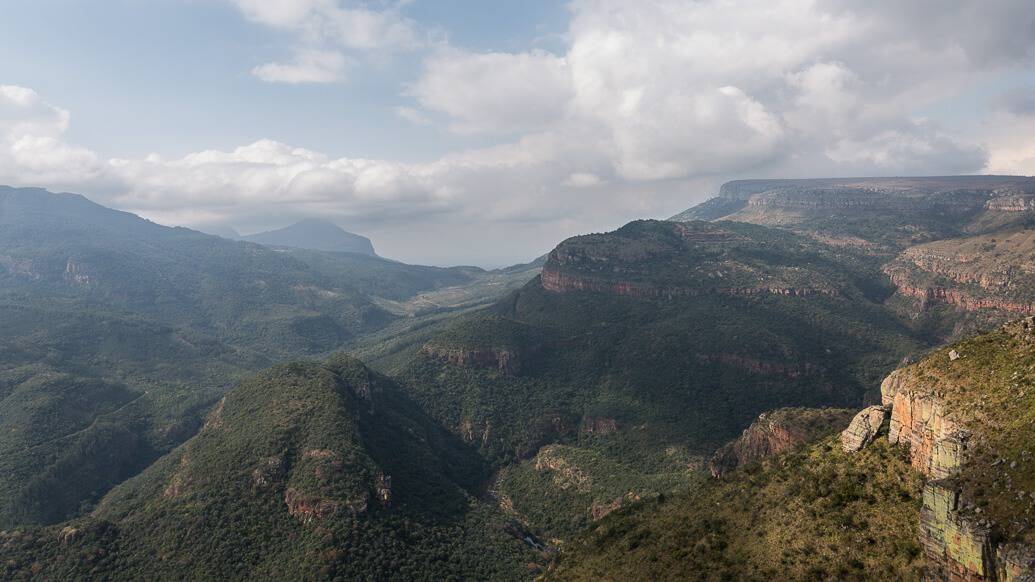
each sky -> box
[1,1,1035,266]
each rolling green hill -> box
[1,356,538,580]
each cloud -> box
[564,172,604,188]
[399,0,1010,185]
[230,0,422,83]
[252,49,350,83]
[0,85,105,187]
[994,86,1035,116]
[394,106,430,126]
[5,1,1035,264]
[410,49,572,134]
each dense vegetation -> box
[0,186,538,528]
[1,356,538,580]
[397,220,924,532]
[545,437,925,581]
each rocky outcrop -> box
[921,480,999,582]
[64,259,91,286]
[579,416,618,436]
[878,366,1035,581]
[882,369,969,479]
[534,445,592,493]
[985,195,1035,212]
[421,344,524,374]
[541,268,834,300]
[841,405,889,453]
[283,487,349,523]
[710,408,854,478]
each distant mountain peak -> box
[243,219,377,256]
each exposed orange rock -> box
[709,408,854,478]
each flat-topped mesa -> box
[671,177,1035,244]
[709,407,855,478]
[539,219,845,299]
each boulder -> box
[841,405,889,453]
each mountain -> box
[0,186,537,528]
[1,356,539,580]
[672,176,1035,254]
[546,318,1035,580]
[242,218,377,256]
[395,219,925,537]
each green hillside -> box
[397,220,924,536]
[1,356,537,580]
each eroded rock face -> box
[882,369,968,480]
[841,405,889,453]
[709,408,854,478]
[878,366,1034,581]
[921,481,997,582]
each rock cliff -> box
[710,407,855,477]
[861,321,1035,580]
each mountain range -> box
[3,177,1035,580]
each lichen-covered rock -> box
[841,405,889,453]
[921,481,997,582]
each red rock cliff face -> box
[886,272,1035,316]
[540,268,833,299]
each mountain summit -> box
[243,218,376,256]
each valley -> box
[4,176,1035,580]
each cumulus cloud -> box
[230,0,422,83]
[0,85,105,187]
[410,49,572,134]
[402,0,1018,183]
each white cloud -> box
[564,172,604,188]
[230,0,422,83]
[0,85,105,187]
[410,49,572,134]
[402,0,1010,182]
[252,49,349,83]
[395,106,430,126]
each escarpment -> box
[844,321,1035,581]
[710,407,855,477]
[885,231,1035,320]
[540,267,835,299]
[538,219,848,300]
